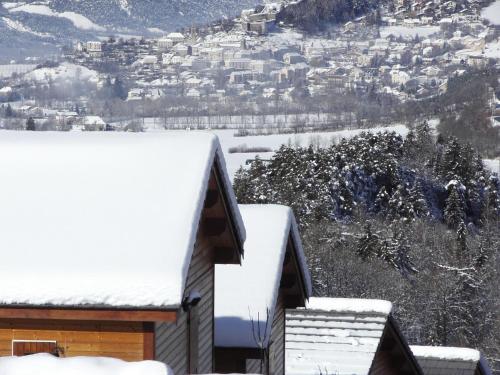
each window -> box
[12,340,59,357]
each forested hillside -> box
[233,125,500,371]
[276,0,384,31]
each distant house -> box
[286,298,423,375]
[166,32,185,44]
[411,346,493,375]
[215,205,311,374]
[0,132,246,375]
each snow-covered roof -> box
[0,353,171,375]
[411,346,492,375]
[215,204,311,348]
[286,297,392,375]
[0,131,244,308]
[306,297,393,315]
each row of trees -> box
[233,124,500,371]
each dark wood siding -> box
[269,296,285,375]
[155,236,214,374]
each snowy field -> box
[24,63,99,83]
[482,0,500,25]
[380,26,440,39]
[9,4,105,31]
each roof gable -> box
[215,204,311,349]
[0,132,244,309]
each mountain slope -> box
[0,0,260,62]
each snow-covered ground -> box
[484,39,500,59]
[9,4,105,31]
[484,159,500,175]
[380,25,440,39]
[0,353,171,375]
[482,0,500,25]
[1,16,48,37]
[24,62,99,83]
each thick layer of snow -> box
[0,131,244,308]
[9,4,105,31]
[482,0,500,25]
[411,346,480,362]
[2,16,47,37]
[306,297,393,315]
[215,204,311,348]
[0,353,171,375]
[484,159,500,174]
[380,26,440,39]
[25,62,99,83]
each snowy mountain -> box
[0,0,261,61]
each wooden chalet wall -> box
[269,296,285,374]
[155,235,214,374]
[369,320,422,375]
[0,320,149,361]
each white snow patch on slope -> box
[306,297,393,315]
[482,0,500,25]
[215,204,310,348]
[380,25,440,39]
[25,62,98,82]
[411,346,480,362]
[484,39,500,59]
[0,353,171,375]
[9,4,105,31]
[117,0,131,15]
[0,131,244,308]
[2,16,48,37]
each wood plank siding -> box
[155,236,215,374]
[269,296,285,375]
[0,320,147,361]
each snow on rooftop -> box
[0,353,171,375]
[286,298,391,375]
[215,204,311,348]
[306,297,393,315]
[0,131,244,308]
[410,346,481,362]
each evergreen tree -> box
[26,117,36,131]
[445,184,465,229]
[5,104,13,118]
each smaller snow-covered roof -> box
[411,346,492,375]
[215,204,311,348]
[286,298,396,375]
[0,353,171,375]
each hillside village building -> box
[214,205,311,374]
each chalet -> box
[0,132,246,375]
[411,346,493,375]
[286,298,423,375]
[214,205,311,374]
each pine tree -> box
[5,104,13,118]
[356,223,380,261]
[26,117,36,131]
[445,184,465,229]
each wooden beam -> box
[143,322,155,359]
[214,247,237,264]
[203,218,227,236]
[283,251,291,266]
[0,307,177,322]
[204,189,219,209]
